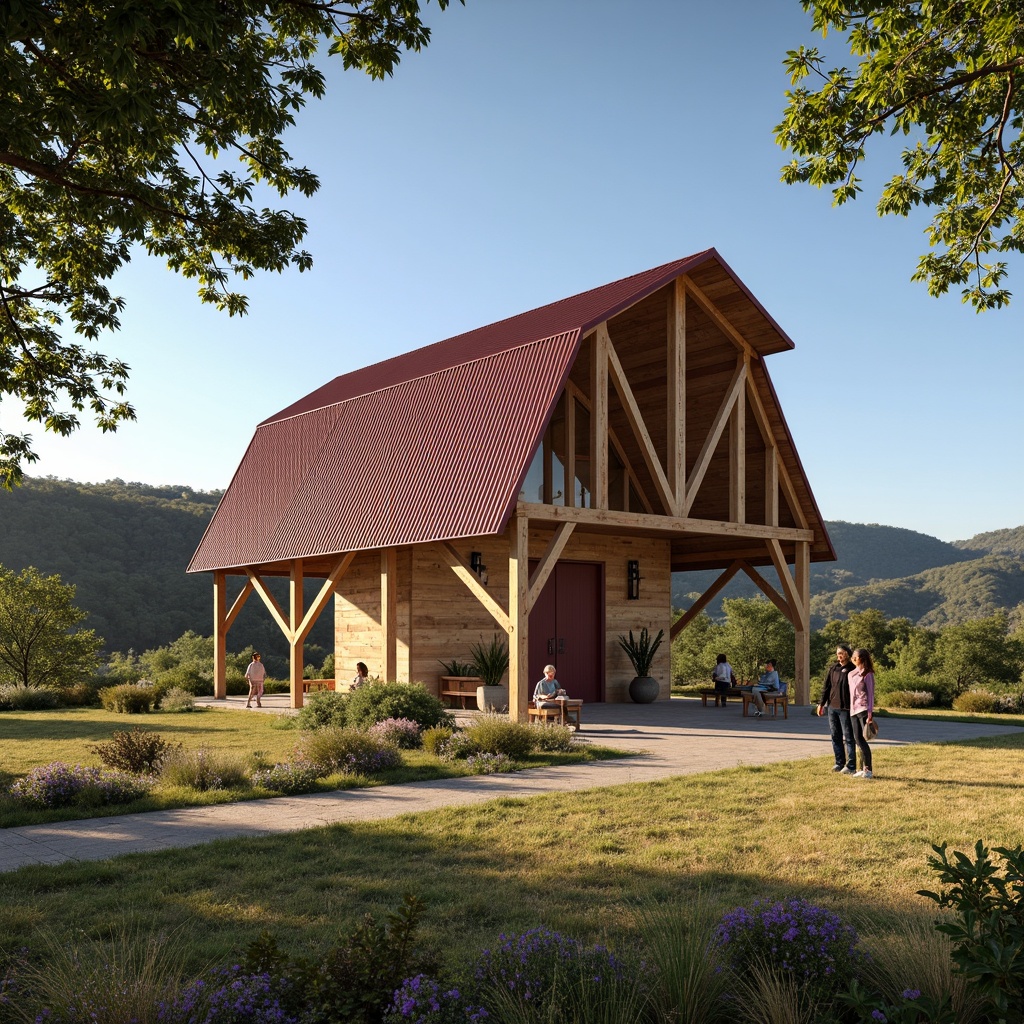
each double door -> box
[528,561,603,703]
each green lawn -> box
[0,708,625,827]
[1,730,1020,976]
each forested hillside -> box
[0,477,333,657]
[955,525,1024,557]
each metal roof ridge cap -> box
[257,328,583,428]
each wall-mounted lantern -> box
[470,551,489,586]
[627,559,641,600]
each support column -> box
[508,514,530,722]
[213,571,227,699]
[590,329,608,509]
[381,548,398,682]
[794,541,811,705]
[289,560,304,709]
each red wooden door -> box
[528,561,604,703]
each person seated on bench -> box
[711,653,737,705]
[746,658,782,717]
[351,661,370,690]
[533,664,567,708]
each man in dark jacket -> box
[818,644,856,773]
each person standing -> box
[711,653,737,706]
[245,651,266,708]
[817,644,856,773]
[848,648,876,779]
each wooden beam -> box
[565,389,576,508]
[542,424,553,504]
[682,274,756,360]
[440,541,511,633]
[295,552,355,645]
[671,560,741,638]
[225,580,254,632]
[381,548,398,682]
[667,278,686,510]
[528,522,575,610]
[765,446,779,527]
[767,539,807,633]
[794,540,811,705]
[729,366,746,524]
[518,501,814,543]
[605,325,676,514]
[289,560,304,710]
[684,359,746,516]
[590,327,609,509]
[738,559,793,619]
[508,513,530,722]
[213,571,227,700]
[245,568,292,640]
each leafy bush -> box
[0,682,61,711]
[462,714,534,760]
[994,691,1024,714]
[345,681,451,731]
[297,690,349,731]
[9,762,151,808]
[421,726,454,757]
[91,728,180,775]
[464,752,515,775]
[714,899,866,1001]
[952,689,998,714]
[152,663,213,697]
[250,760,323,795]
[160,686,197,712]
[528,723,578,752]
[385,974,486,1024]
[880,689,936,709]
[54,680,101,706]
[99,682,155,713]
[369,717,423,749]
[159,965,301,1024]
[919,840,1024,1022]
[158,748,248,791]
[301,727,403,776]
[435,731,480,762]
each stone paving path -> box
[2,699,1019,873]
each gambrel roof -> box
[189,249,832,574]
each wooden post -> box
[590,329,608,509]
[213,571,227,699]
[289,560,304,709]
[794,540,810,705]
[667,278,686,515]
[565,393,576,508]
[381,547,398,681]
[729,370,746,524]
[508,513,530,722]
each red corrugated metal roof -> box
[188,249,799,573]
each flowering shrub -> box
[0,682,61,711]
[463,753,515,775]
[951,689,998,714]
[9,762,151,808]
[158,966,301,1024]
[160,686,198,712]
[385,974,488,1023]
[527,723,577,752]
[158,747,248,791]
[435,731,480,762]
[715,899,866,998]
[250,760,322,795]
[879,690,934,709]
[421,726,455,757]
[370,717,424,749]
[461,716,534,760]
[300,727,403,776]
[994,692,1024,714]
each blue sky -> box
[8,1,1022,543]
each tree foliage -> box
[777,1,1024,310]
[0,0,461,485]
[932,612,1024,695]
[0,563,102,687]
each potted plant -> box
[617,627,665,703]
[437,659,483,709]
[469,634,510,712]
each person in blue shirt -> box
[747,658,781,717]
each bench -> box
[439,675,481,709]
[527,699,583,730]
[700,687,742,707]
[302,679,335,694]
[742,691,788,718]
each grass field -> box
[1,729,1020,977]
[0,708,625,828]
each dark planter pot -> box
[628,675,660,703]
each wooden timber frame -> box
[210,272,817,716]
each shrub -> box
[462,714,534,760]
[527,723,577,752]
[994,691,1024,714]
[91,728,180,775]
[158,748,248,791]
[54,680,100,706]
[9,762,151,808]
[301,727,403,776]
[159,965,301,1024]
[714,899,866,1001]
[0,682,61,711]
[297,690,349,731]
[250,760,323,795]
[99,682,155,713]
[152,663,213,697]
[369,717,423,749]
[385,974,487,1024]
[160,686,197,712]
[345,681,451,731]
[880,689,935,709]
[432,731,480,762]
[421,726,454,757]
[952,689,999,714]
[464,752,515,775]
